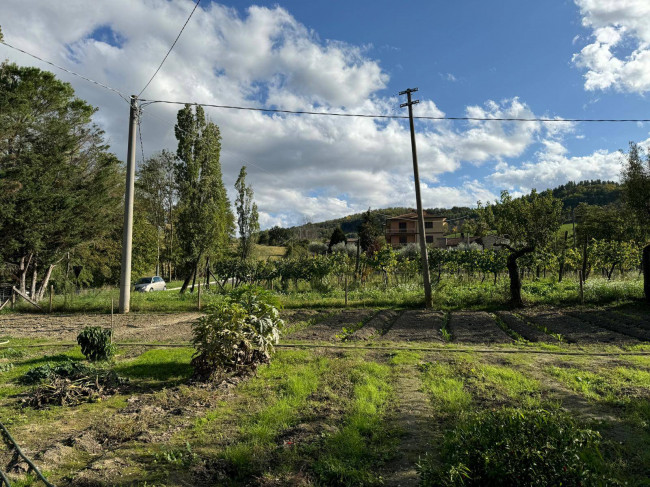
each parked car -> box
[134,276,166,292]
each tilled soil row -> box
[519,310,637,345]
[566,310,650,342]
[448,311,512,344]
[350,309,402,340]
[380,310,445,342]
[288,309,376,341]
[495,311,553,342]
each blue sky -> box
[2,0,650,227]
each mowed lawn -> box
[1,306,650,486]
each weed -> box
[418,408,620,486]
[420,361,472,415]
[153,442,199,468]
[440,311,452,342]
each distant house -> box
[385,211,448,248]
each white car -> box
[134,276,166,292]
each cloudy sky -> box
[2,0,650,228]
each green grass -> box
[311,360,396,486]
[421,361,473,415]
[1,273,644,314]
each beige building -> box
[385,212,448,248]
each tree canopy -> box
[0,62,122,298]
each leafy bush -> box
[77,326,115,361]
[418,408,619,486]
[20,359,126,407]
[191,286,284,380]
[20,360,92,384]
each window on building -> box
[399,236,407,244]
[426,236,434,243]
[425,221,433,229]
[399,222,407,232]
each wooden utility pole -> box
[119,95,138,314]
[400,88,432,308]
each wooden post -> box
[197,281,201,311]
[579,270,584,305]
[111,299,114,345]
[344,274,348,307]
[11,291,15,310]
[49,285,53,313]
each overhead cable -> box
[138,0,202,96]
[0,40,130,103]
[139,98,650,123]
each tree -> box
[234,165,259,260]
[136,150,176,278]
[0,62,122,300]
[622,142,650,302]
[358,209,382,253]
[479,190,563,307]
[328,227,347,252]
[174,105,234,293]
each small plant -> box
[154,442,198,467]
[335,326,355,341]
[441,311,452,342]
[417,408,619,486]
[77,326,115,361]
[20,359,125,408]
[191,286,284,380]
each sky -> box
[2,0,650,228]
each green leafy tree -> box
[136,150,176,278]
[174,105,233,293]
[328,226,347,252]
[358,208,383,253]
[622,142,650,301]
[0,62,122,300]
[479,190,563,307]
[234,165,259,260]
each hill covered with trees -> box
[270,180,622,242]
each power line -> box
[138,0,202,97]
[139,98,650,123]
[0,40,130,103]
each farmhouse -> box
[385,211,448,248]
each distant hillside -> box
[551,180,622,210]
[282,180,622,241]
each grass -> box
[3,326,650,484]
[1,274,645,315]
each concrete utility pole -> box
[400,88,433,308]
[119,95,138,313]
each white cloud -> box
[1,0,630,228]
[487,137,650,191]
[573,0,650,93]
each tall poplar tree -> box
[622,142,650,302]
[174,105,233,292]
[234,165,259,260]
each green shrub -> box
[418,408,619,486]
[191,286,284,380]
[77,326,115,361]
[20,360,92,384]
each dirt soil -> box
[496,311,553,342]
[351,310,402,340]
[567,310,650,342]
[0,312,202,342]
[288,309,376,341]
[448,311,512,344]
[381,310,445,343]
[520,310,638,345]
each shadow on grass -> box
[115,361,193,381]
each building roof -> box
[387,211,446,220]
